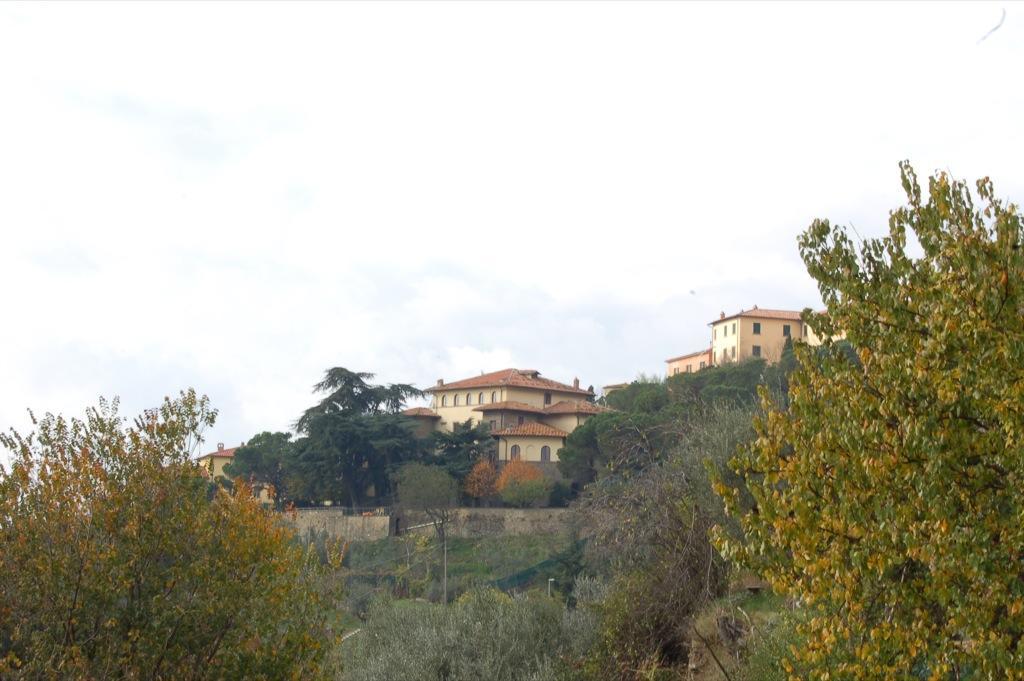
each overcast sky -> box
[1,1,1021,458]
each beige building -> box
[402,368,606,471]
[665,305,835,374]
[666,348,711,376]
[710,307,808,365]
[197,443,273,504]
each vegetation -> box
[342,532,572,609]
[0,391,341,679]
[342,586,601,681]
[720,163,1024,676]
[431,419,496,480]
[294,368,425,505]
[463,458,498,503]
[496,460,552,508]
[225,430,295,508]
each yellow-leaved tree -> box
[0,390,342,679]
[717,163,1024,678]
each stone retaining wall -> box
[287,507,568,542]
[398,507,569,539]
[288,509,391,542]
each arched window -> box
[510,444,521,461]
[454,394,460,406]
[478,392,484,405]
[541,446,551,463]
[466,392,472,405]
[491,391,497,403]
[442,395,447,407]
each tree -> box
[463,458,498,504]
[0,391,340,679]
[719,163,1024,676]
[430,419,496,481]
[496,460,552,508]
[225,430,295,508]
[294,368,426,505]
[394,463,458,603]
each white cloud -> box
[1,1,1021,461]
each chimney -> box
[720,311,725,319]
[573,377,580,389]
[436,378,444,386]
[753,304,758,309]
[217,442,224,451]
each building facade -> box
[664,305,836,375]
[709,307,806,365]
[666,348,712,376]
[402,368,605,472]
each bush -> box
[0,391,340,680]
[496,460,552,507]
[463,458,498,503]
[343,588,596,681]
[500,477,553,507]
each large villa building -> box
[403,368,606,473]
[667,306,823,375]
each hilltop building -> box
[666,306,829,375]
[666,348,711,376]
[402,368,606,473]
[710,306,808,365]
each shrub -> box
[496,460,552,508]
[500,477,553,508]
[343,588,595,681]
[463,458,498,502]
[0,391,340,680]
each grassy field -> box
[340,531,571,616]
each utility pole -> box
[442,525,448,605]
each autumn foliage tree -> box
[0,390,341,679]
[463,458,498,504]
[496,460,552,508]
[718,164,1024,676]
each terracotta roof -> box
[401,407,441,418]
[197,446,238,460]
[665,348,711,363]
[711,307,803,325]
[425,368,592,395]
[543,400,609,415]
[472,401,545,414]
[491,422,569,438]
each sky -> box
[1,1,1021,460]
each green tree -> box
[294,368,426,505]
[719,163,1024,677]
[430,419,496,481]
[394,463,458,603]
[0,391,341,679]
[225,430,295,508]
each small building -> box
[666,348,711,376]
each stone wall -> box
[397,507,568,539]
[286,507,568,542]
[288,509,391,542]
